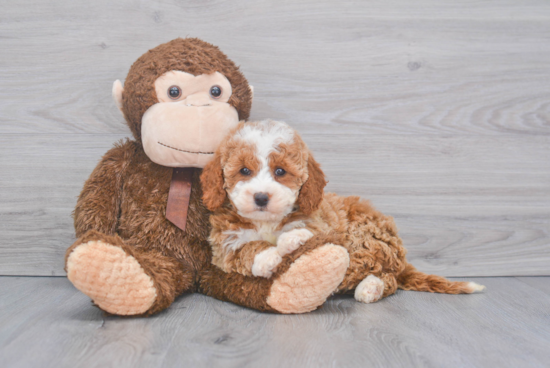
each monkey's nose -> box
[254,192,270,207]
[184,93,211,107]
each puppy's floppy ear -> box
[297,152,327,215]
[200,153,226,211]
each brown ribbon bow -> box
[165,167,195,231]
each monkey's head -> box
[112,38,253,168]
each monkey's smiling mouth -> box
[157,142,214,155]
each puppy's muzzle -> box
[254,192,270,207]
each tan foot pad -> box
[267,243,350,314]
[66,241,157,315]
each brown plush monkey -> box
[64,38,350,316]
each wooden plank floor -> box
[0,276,549,368]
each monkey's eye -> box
[274,168,286,176]
[168,86,181,99]
[240,167,251,176]
[210,85,222,99]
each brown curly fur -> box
[296,154,326,215]
[200,121,332,275]
[65,39,349,316]
[203,121,478,301]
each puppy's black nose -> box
[254,192,270,207]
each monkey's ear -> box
[112,80,124,112]
[200,154,227,211]
[297,152,327,215]
[249,85,254,101]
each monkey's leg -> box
[200,234,350,314]
[65,230,193,316]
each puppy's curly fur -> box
[202,120,485,303]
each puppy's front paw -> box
[277,228,314,255]
[252,247,282,278]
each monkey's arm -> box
[73,140,135,237]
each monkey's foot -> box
[354,275,385,304]
[66,240,157,315]
[267,243,349,314]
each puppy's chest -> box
[254,223,282,245]
[229,222,281,247]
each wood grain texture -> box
[0,276,549,368]
[1,0,550,136]
[1,0,549,276]
[1,134,548,276]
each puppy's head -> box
[201,120,326,221]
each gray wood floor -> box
[1,0,549,277]
[0,276,549,368]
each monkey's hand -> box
[276,228,314,256]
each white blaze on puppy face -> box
[224,120,304,222]
[229,161,296,221]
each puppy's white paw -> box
[277,228,314,255]
[252,247,282,278]
[355,275,385,304]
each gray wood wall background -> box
[1,0,548,277]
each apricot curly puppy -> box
[201,120,485,304]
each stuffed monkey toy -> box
[64,38,350,316]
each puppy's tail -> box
[397,263,485,294]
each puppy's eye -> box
[210,85,222,99]
[240,167,251,176]
[274,168,286,176]
[168,86,181,99]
